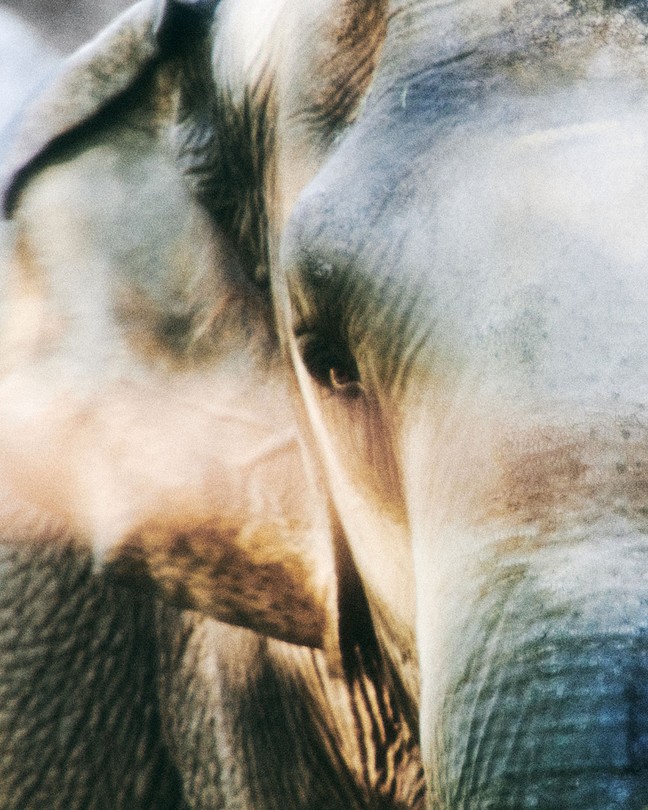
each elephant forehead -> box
[297,88,648,407]
[416,104,648,403]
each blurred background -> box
[1,0,132,52]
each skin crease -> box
[0,3,425,807]
[271,0,648,805]
[5,0,648,807]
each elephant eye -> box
[298,332,362,395]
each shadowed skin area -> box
[0,2,425,807]
[5,0,648,807]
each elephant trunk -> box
[444,633,648,807]
[421,521,648,809]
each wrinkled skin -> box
[276,1,648,806]
[5,0,648,807]
[0,3,423,808]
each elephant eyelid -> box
[329,367,363,395]
[297,333,363,397]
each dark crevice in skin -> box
[333,506,416,723]
[334,517,382,685]
[154,0,220,51]
[332,516,425,807]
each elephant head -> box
[5,0,648,807]
[1,0,342,653]
[271,0,648,805]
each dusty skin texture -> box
[7,0,648,807]
[0,2,424,807]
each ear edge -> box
[2,1,163,218]
[2,0,221,218]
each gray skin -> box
[0,11,59,170]
[277,1,648,807]
[5,0,648,808]
[0,3,424,808]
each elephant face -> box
[271,0,648,805]
[5,0,648,806]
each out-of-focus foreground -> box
[0,8,57,146]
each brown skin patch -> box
[480,418,648,533]
[107,517,330,649]
[490,438,589,526]
[301,0,388,131]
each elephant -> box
[276,1,648,807]
[4,0,648,807]
[0,2,424,808]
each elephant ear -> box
[2,0,219,216]
[0,0,343,660]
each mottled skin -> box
[5,0,648,808]
[0,3,423,807]
[277,1,648,806]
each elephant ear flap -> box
[2,0,220,217]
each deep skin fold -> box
[277,0,648,805]
[5,0,648,806]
